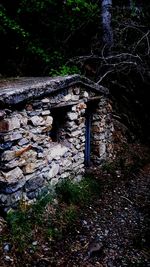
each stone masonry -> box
[0,75,114,210]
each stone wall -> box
[0,75,114,210]
[91,97,115,165]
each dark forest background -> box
[0,0,150,141]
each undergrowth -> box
[4,175,102,251]
[6,193,53,251]
[55,175,101,205]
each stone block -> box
[18,138,29,146]
[41,125,52,133]
[19,148,37,162]
[23,163,37,174]
[50,177,59,186]
[67,112,78,121]
[60,172,70,179]
[27,191,37,200]
[63,93,72,101]
[42,98,50,103]
[47,144,68,161]
[77,117,85,125]
[0,110,6,120]
[41,110,50,116]
[1,151,16,161]
[20,116,28,126]
[71,105,77,112]
[72,158,84,168]
[0,194,7,204]
[76,102,87,111]
[23,159,46,174]
[30,116,45,126]
[0,178,25,194]
[48,163,59,179]
[5,158,26,169]
[73,87,80,95]
[71,130,83,137]
[1,167,23,184]
[0,120,9,132]
[6,116,20,131]
[0,192,23,208]
[4,132,22,142]
[15,145,33,158]
[92,114,101,121]
[45,116,53,126]
[71,95,79,101]
[99,143,106,156]
[25,174,44,192]
[60,158,72,167]
[83,91,89,98]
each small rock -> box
[42,98,50,103]
[3,243,11,253]
[0,142,13,151]
[32,241,38,246]
[48,163,59,179]
[67,112,78,121]
[41,110,50,116]
[4,255,13,262]
[83,91,89,98]
[0,110,6,120]
[4,132,22,141]
[1,167,23,183]
[30,115,44,126]
[107,260,114,267]
[18,138,29,146]
[63,93,72,101]
[88,241,103,257]
[104,230,109,236]
[82,220,88,226]
[7,116,20,131]
[45,116,53,126]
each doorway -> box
[85,109,91,167]
[85,99,100,167]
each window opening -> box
[50,106,70,143]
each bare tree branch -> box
[134,30,150,55]
[96,69,114,84]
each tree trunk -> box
[129,0,134,9]
[101,0,113,51]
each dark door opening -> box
[85,109,91,167]
[85,99,100,167]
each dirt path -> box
[47,165,150,267]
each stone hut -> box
[0,75,114,210]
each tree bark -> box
[101,0,113,50]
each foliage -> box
[56,175,101,205]
[5,175,101,250]
[63,204,77,224]
[50,64,81,77]
[1,0,150,140]
[0,0,99,76]
[6,209,31,251]
[6,192,53,251]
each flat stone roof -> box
[0,75,109,106]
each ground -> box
[0,144,150,267]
